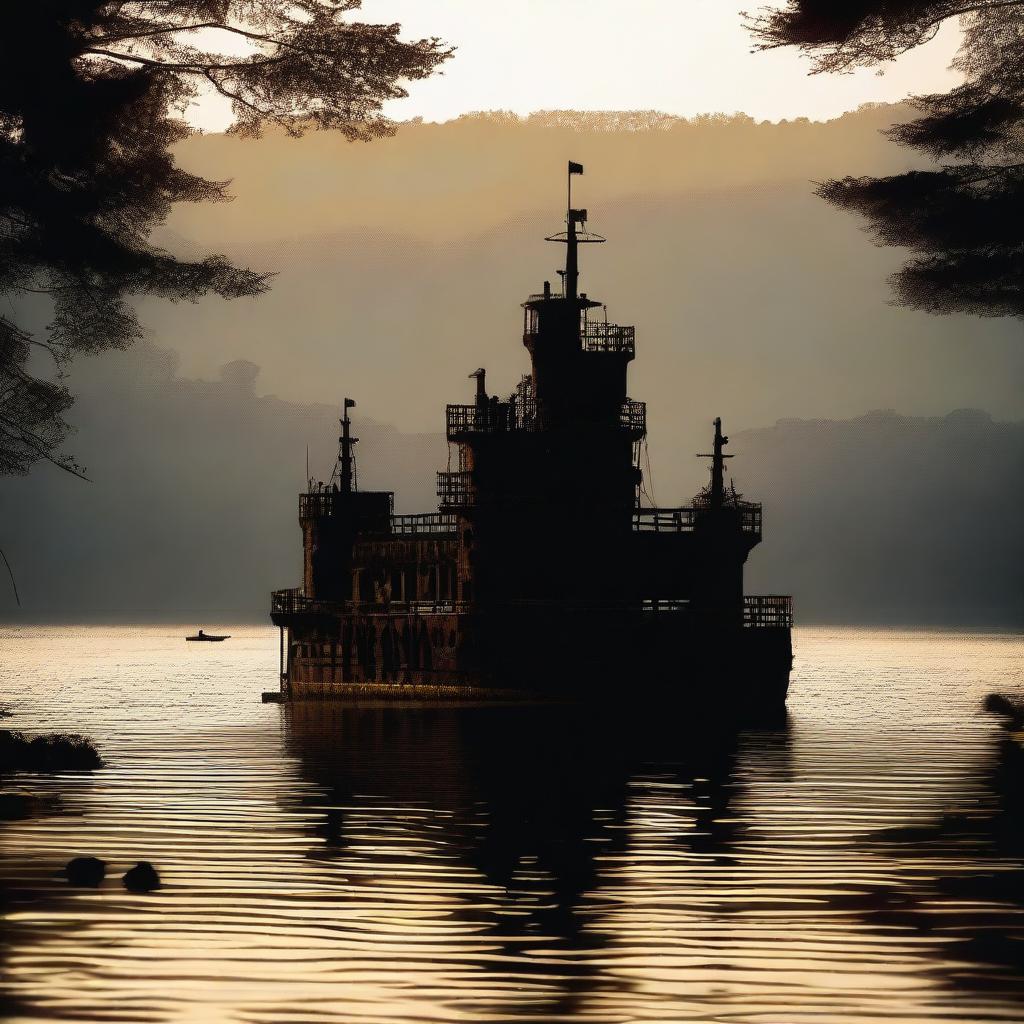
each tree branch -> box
[81,47,285,72]
[0,546,20,607]
[89,20,307,53]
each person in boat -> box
[197,629,205,638]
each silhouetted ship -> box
[271,165,793,710]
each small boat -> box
[186,629,231,642]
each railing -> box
[634,508,698,532]
[274,586,790,628]
[633,504,762,537]
[437,470,474,508]
[386,600,471,615]
[582,322,635,357]
[448,399,644,438]
[641,598,689,613]
[522,309,635,357]
[742,504,763,537]
[299,492,339,520]
[272,588,469,617]
[446,403,502,438]
[271,588,342,618]
[743,595,793,629]
[299,491,396,522]
[619,400,647,438]
[446,400,539,439]
[390,512,458,536]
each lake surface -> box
[1,626,1023,1023]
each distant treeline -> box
[0,348,1019,627]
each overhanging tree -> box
[0,1,450,476]
[747,1,1023,319]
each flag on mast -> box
[568,161,584,175]
[344,397,356,409]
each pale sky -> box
[195,1,963,130]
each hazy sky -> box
[194,1,963,130]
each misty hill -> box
[145,105,1022,448]
[0,349,443,621]
[738,410,1024,627]
[2,106,1022,626]
[0,346,1020,626]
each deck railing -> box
[640,598,689,613]
[271,588,340,618]
[619,399,647,438]
[390,512,459,536]
[437,470,473,509]
[743,595,793,628]
[634,504,762,537]
[634,508,698,532]
[299,492,338,520]
[299,491,396,522]
[448,398,644,439]
[274,588,791,627]
[272,588,469,617]
[582,322,635,357]
[446,403,505,438]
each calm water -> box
[1,626,1023,1023]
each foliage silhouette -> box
[0,729,101,772]
[747,1,1023,318]
[0,1,450,476]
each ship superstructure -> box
[271,166,792,708]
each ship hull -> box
[274,608,792,716]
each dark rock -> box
[0,730,101,772]
[0,793,36,820]
[122,861,160,893]
[65,856,106,886]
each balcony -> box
[448,399,643,439]
[271,587,343,619]
[446,403,503,439]
[633,504,762,538]
[390,512,458,536]
[522,309,635,357]
[299,491,339,520]
[619,399,647,438]
[272,587,470,619]
[298,490,395,524]
[437,470,474,510]
[743,595,793,629]
[446,399,539,440]
[633,508,698,532]
[582,322,635,357]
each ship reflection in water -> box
[1,626,1023,1022]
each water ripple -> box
[1,625,1022,1023]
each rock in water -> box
[65,856,106,886]
[122,861,160,892]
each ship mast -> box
[565,162,580,300]
[697,417,733,510]
[546,161,603,300]
[339,397,357,494]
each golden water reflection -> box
[0,626,1022,1022]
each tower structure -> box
[442,165,642,612]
